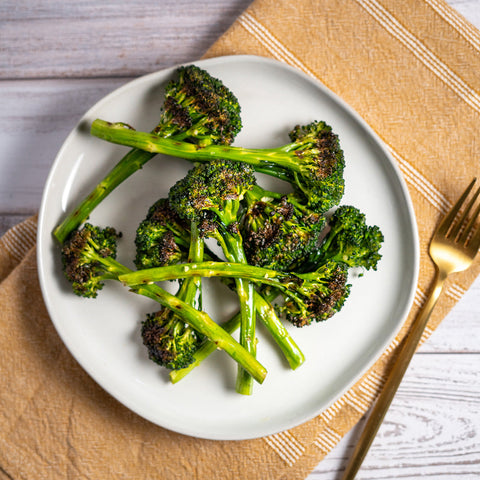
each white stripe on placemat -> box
[314,426,342,455]
[413,287,427,309]
[263,430,305,466]
[342,389,371,414]
[356,0,480,113]
[238,12,316,78]
[425,0,480,52]
[389,148,451,214]
[446,282,466,302]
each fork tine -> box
[468,224,480,253]
[436,178,477,236]
[460,203,480,256]
[450,183,480,240]
[458,190,480,245]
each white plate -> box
[37,55,419,440]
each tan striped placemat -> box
[1,1,479,478]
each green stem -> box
[119,260,294,290]
[247,184,314,217]
[169,289,304,383]
[94,256,267,384]
[235,278,255,395]
[91,119,301,174]
[254,291,305,370]
[183,221,203,308]
[221,232,256,396]
[170,311,241,383]
[53,147,156,244]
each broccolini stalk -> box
[62,224,266,384]
[54,148,155,244]
[53,64,242,244]
[140,221,205,370]
[253,290,305,369]
[118,259,351,328]
[90,118,345,212]
[222,231,256,395]
[168,159,258,395]
[170,311,240,383]
[169,289,305,383]
[185,221,204,306]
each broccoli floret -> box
[283,121,344,211]
[53,64,242,244]
[241,185,326,271]
[156,65,242,146]
[91,119,345,213]
[169,159,256,230]
[309,205,384,271]
[134,198,191,269]
[61,223,121,298]
[278,261,351,327]
[60,223,267,384]
[141,305,204,370]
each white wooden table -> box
[1,1,479,478]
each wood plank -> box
[309,353,480,479]
[0,78,127,213]
[0,0,253,79]
[448,0,480,28]
[418,280,480,353]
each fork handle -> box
[340,267,446,480]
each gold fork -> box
[341,177,480,480]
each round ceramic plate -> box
[37,55,419,440]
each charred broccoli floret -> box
[134,198,191,269]
[155,64,242,145]
[141,302,203,370]
[61,223,120,298]
[241,185,326,272]
[53,64,242,244]
[277,261,351,327]
[282,121,344,211]
[60,223,267,384]
[168,159,256,229]
[90,119,345,213]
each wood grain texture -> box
[309,355,480,479]
[0,1,479,479]
[1,0,252,79]
[0,78,127,212]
